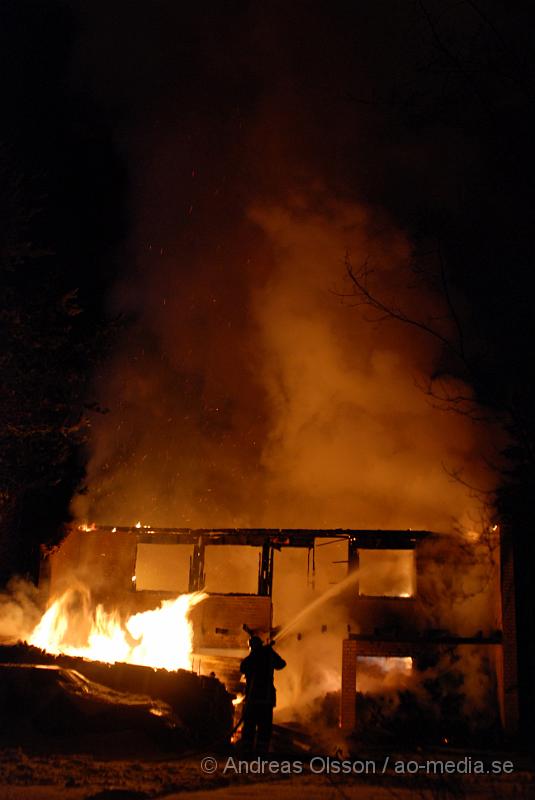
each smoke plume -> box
[75,187,494,533]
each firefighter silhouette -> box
[239,635,286,752]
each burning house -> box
[32,522,518,743]
[2,0,533,778]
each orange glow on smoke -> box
[357,550,415,597]
[28,588,206,671]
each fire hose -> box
[180,624,281,753]
[175,632,351,800]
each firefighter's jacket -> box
[240,645,286,706]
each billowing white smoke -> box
[0,578,42,643]
[75,192,496,535]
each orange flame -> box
[28,587,206,671]
[232,692,245,706]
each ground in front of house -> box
[0,746,533,800]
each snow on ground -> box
[0,749,533,800]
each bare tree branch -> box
[344,253,465,365]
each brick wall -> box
[340,638,418,730]
[190,594,272,649]
[340,639,357,730]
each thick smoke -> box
[0,578,42,643]
[271,532,499,723]
[66,4,497,533]
[75,189,494,532]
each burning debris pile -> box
[28,584,206,672]
[0,662,180,752]
[0,642,233,752]
[0,575,233,752]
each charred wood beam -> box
[257,542,274,596]
[75,525,434,549]
[189,538,205,592]
[348,632,503,645]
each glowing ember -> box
[232,692,245,706]
[28,587,206,671]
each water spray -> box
[271,568,359,646]
[241,568,359,650]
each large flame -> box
[28,586,206,671]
